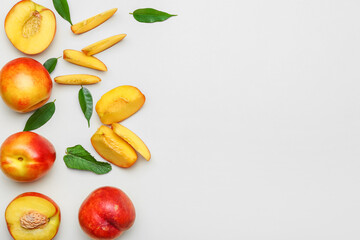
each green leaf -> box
[64,145,112,174]
[78,87,93,127]
[130,8,177,23]
[43,58,58,74]
[53,0,73,25]
[23,101,56,131]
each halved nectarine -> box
[5,0,56,55]
[95,85,145,124]
[91,125,137,168]
[5,192,61,240]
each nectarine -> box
[79,186,135,239]
[0,57,53,113]
[96,85,145,124]
[5,0,56,55]
[5,192,61,240]
[54,74,101,85]
[91,126,137,168]
[63,49,108,71]
[112,123,151,161]
[0,131,56,182]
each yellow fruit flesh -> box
[54,74,101,85]
[71,8,117,34]
[91,126,137,168]
[6,196,60,240]
[82,34,126,56]
[96,85,145,124]
[5,0,56,55]
[63,49,107,71]
[112,123,151,161]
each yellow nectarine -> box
[71,8,117,34]
[0,58,53,113]
[91,126,137,168]
[54,74,101,85]
[5,0,56,55]
[5,192,61,240]
[112,123,151,161]
[63,49,107,71]
[96,85,145,124]
[82,34,127,56]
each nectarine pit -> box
[20,210,49,229]
[22,11,41,38]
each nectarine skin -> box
[0,131,56,182]
[0,58,53,112]
[79,186,136,240]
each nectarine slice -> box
[5,0,56,55]
[112,123,151,161]
[54,74,101,85]
[71,8,117,34]
[91,126,137,168]
[82,34,127,56]
[63,49,107,71]
[5,192,61,240]
[96,85,145,124]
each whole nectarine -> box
[0,57,53,113]
[79,186,136,239]
[0,131,56,182]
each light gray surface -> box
[0,0,360,239]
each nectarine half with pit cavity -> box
[0,131,56,182]
[79,186,135,240]
[5,192,61,240]
[0,57,53,113]
[5,0,56,55]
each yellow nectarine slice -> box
[82,34,127,56]
[71,8,117,34]
[54,74,101,85]
[63,49,107,71]
[6,194,60,240]
[112,123,151,161]
[91,126,137,168]
[5,0,56,55]
[96,86,145,124]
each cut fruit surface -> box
[96,85,145,124]
[5,192,60,240]
[54,74,101,85]
[82,34,126,56]
[5,0,56,55]
[112,123,151,161]
[91,126,137,168]
[63,49,107,71]
[71,8,117,34]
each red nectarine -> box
[0,131,56,182]
[79,186,136,239]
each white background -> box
[0,0,360,239]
